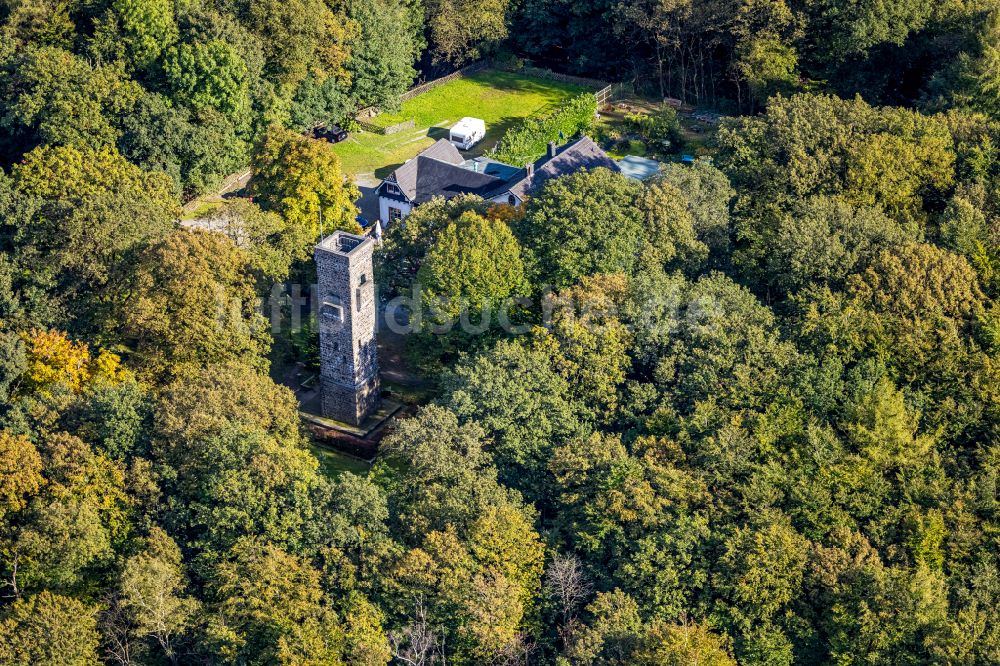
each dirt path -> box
[181,169,252,216]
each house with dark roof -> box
[376,136,620,224]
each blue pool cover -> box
[617,155,662,181]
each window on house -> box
[386,183,400,196]
[388,207,403,223]
[360,273,367,284]
[508,194,517,206]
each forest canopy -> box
[2,0,1000,665]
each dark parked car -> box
[315,124,348,143]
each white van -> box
[449,117,486,150]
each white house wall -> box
[376,193,518,226]
[379,197,413,224]
[489,193,522,207]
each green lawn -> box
[179,199,224,221]
[333,70,593,182]
[308,443,371,477]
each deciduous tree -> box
[161,40,249,117]
[417,210,528,320]
[443,338,583,500]
[117,527,200,663]
[117,230,269,379]
[425,0,510,65]
[0,591,101,666]
[250,127,361,256]
[0,46,141,149]
[9,144,177,316]
[0,432,43,521]
[520,168,645,287]
[205,539,348,664]
[102,0,179,70]
[347,0,421,110]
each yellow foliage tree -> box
[0,432,44,520]
[250,127,361,259]
[19,329,129,396]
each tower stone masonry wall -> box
[315,231,381,425]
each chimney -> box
[525,163,534,178]
[548,141,558,159]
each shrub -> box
[615,139,647,156]
[492,49,525,72]
[490,93,597,165]
[625,106,682,152]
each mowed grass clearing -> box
[308,442,371,477]
[332,69,593,182]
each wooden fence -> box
[355,60,624,129]
[517,65,609,90]
[595,85,614,107]
[399,61,490,102]
[502,63,621,107]
[355,118,416,135]
[383,119,415,135]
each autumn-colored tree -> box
[154,361,301,447]
[205,539,350,664]
[18,329,128,397]
[0,591,101,666]
[118,230,270,379]
[250,127,361,257]
[2,3,1000,660]
[0,432,44,521]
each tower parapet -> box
[315,231,380,425]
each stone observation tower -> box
[315,230,380,425]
